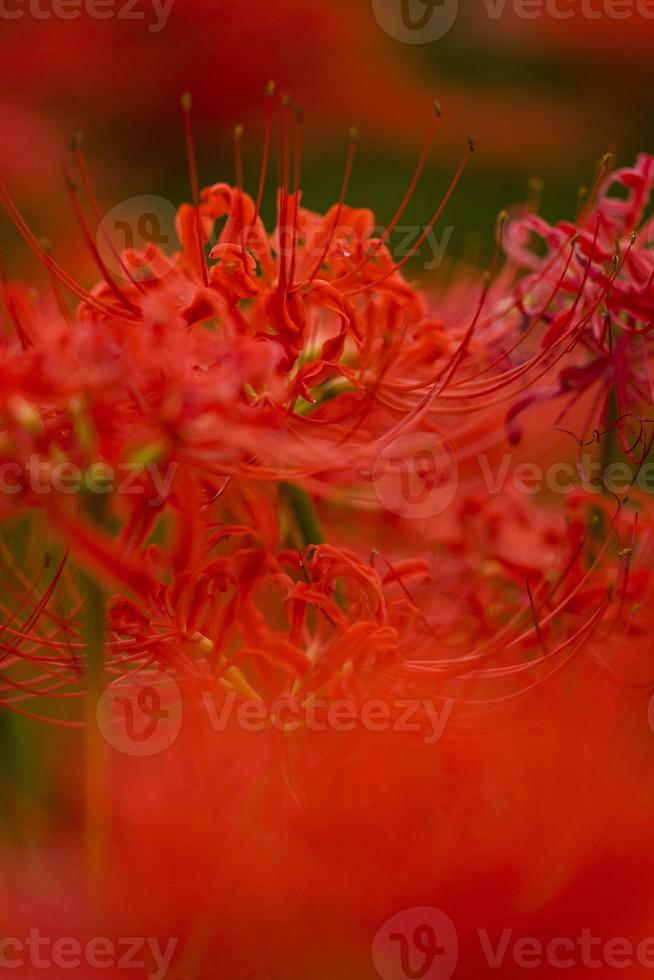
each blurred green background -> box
[1,0,652,285]
[0,0,652,869]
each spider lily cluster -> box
[0,87,653,977]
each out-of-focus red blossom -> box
[3,678,654,979]
[1,0,430,141]
[502,153,654,452]
[0,0,586,171]
[1,102,654,977]
[1,491,654,978]
[0,102,62,189]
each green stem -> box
[83,574,107,915]
[281,483,324,547]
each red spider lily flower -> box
[0,93,476,540]
[0,95,654,980]
[501,153,654,463]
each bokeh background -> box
[2,0,653,284]
[1,6,654,973]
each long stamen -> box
[0,179,130,317]
[253,80,276,227]
[71,133,146,293]
[303,125,358,289]
[233,122,248,260]
[457,231,578,387]
[443,278,491,389]
[277,94,293,292]
[436,210,509,389]
[180,92,209,287]
[334,102,442,287]
[63,166,140,315]
[346,139,474,297]
[577,152,612,226]
[288,106,304,291]
[40,237,73,330]
[0,250,31,348]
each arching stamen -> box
[233,122,248,261]
[277,94,293,293]
[303,125,358,288]
[0,701,83,727]
[457,231,579,387]
[438,271,491,392]
[345,140,474,297]
[0,179,131,318]
[71,133,146,294]
[288,106,304,291]
[63,166,140,315]
[335,102,442,287]
[233,122,245,193]
[253,80,276,228]
[488,209,508,281]
[526,580,548,655]
[370,549,437,638]
[577,152,612,226]
[40,237,73,330]
[436,210,509,389]
[0,250,31,348]
[180,92,209,287]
